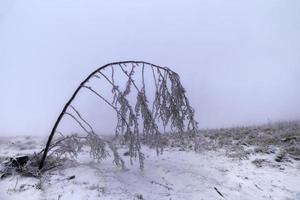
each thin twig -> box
[214,187,225,198]
[64,112,90,134]
[69,105,94,133]
[151,180,173,191]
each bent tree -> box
[39,61,198,170]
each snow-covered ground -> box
[0,126,300,200]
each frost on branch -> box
[10,61,199,174]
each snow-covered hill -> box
[1,122,300,200]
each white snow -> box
[0,136,299,200]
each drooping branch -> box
[39,61,198,170]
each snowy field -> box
[0,122,300,200]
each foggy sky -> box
[0,0,300,136]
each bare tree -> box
[38,61,199,170]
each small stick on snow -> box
[151,180,173,191]
[65,175,75,180]
[214,187,225,198]
[255,184,263,191]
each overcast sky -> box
[0,0,300,136]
